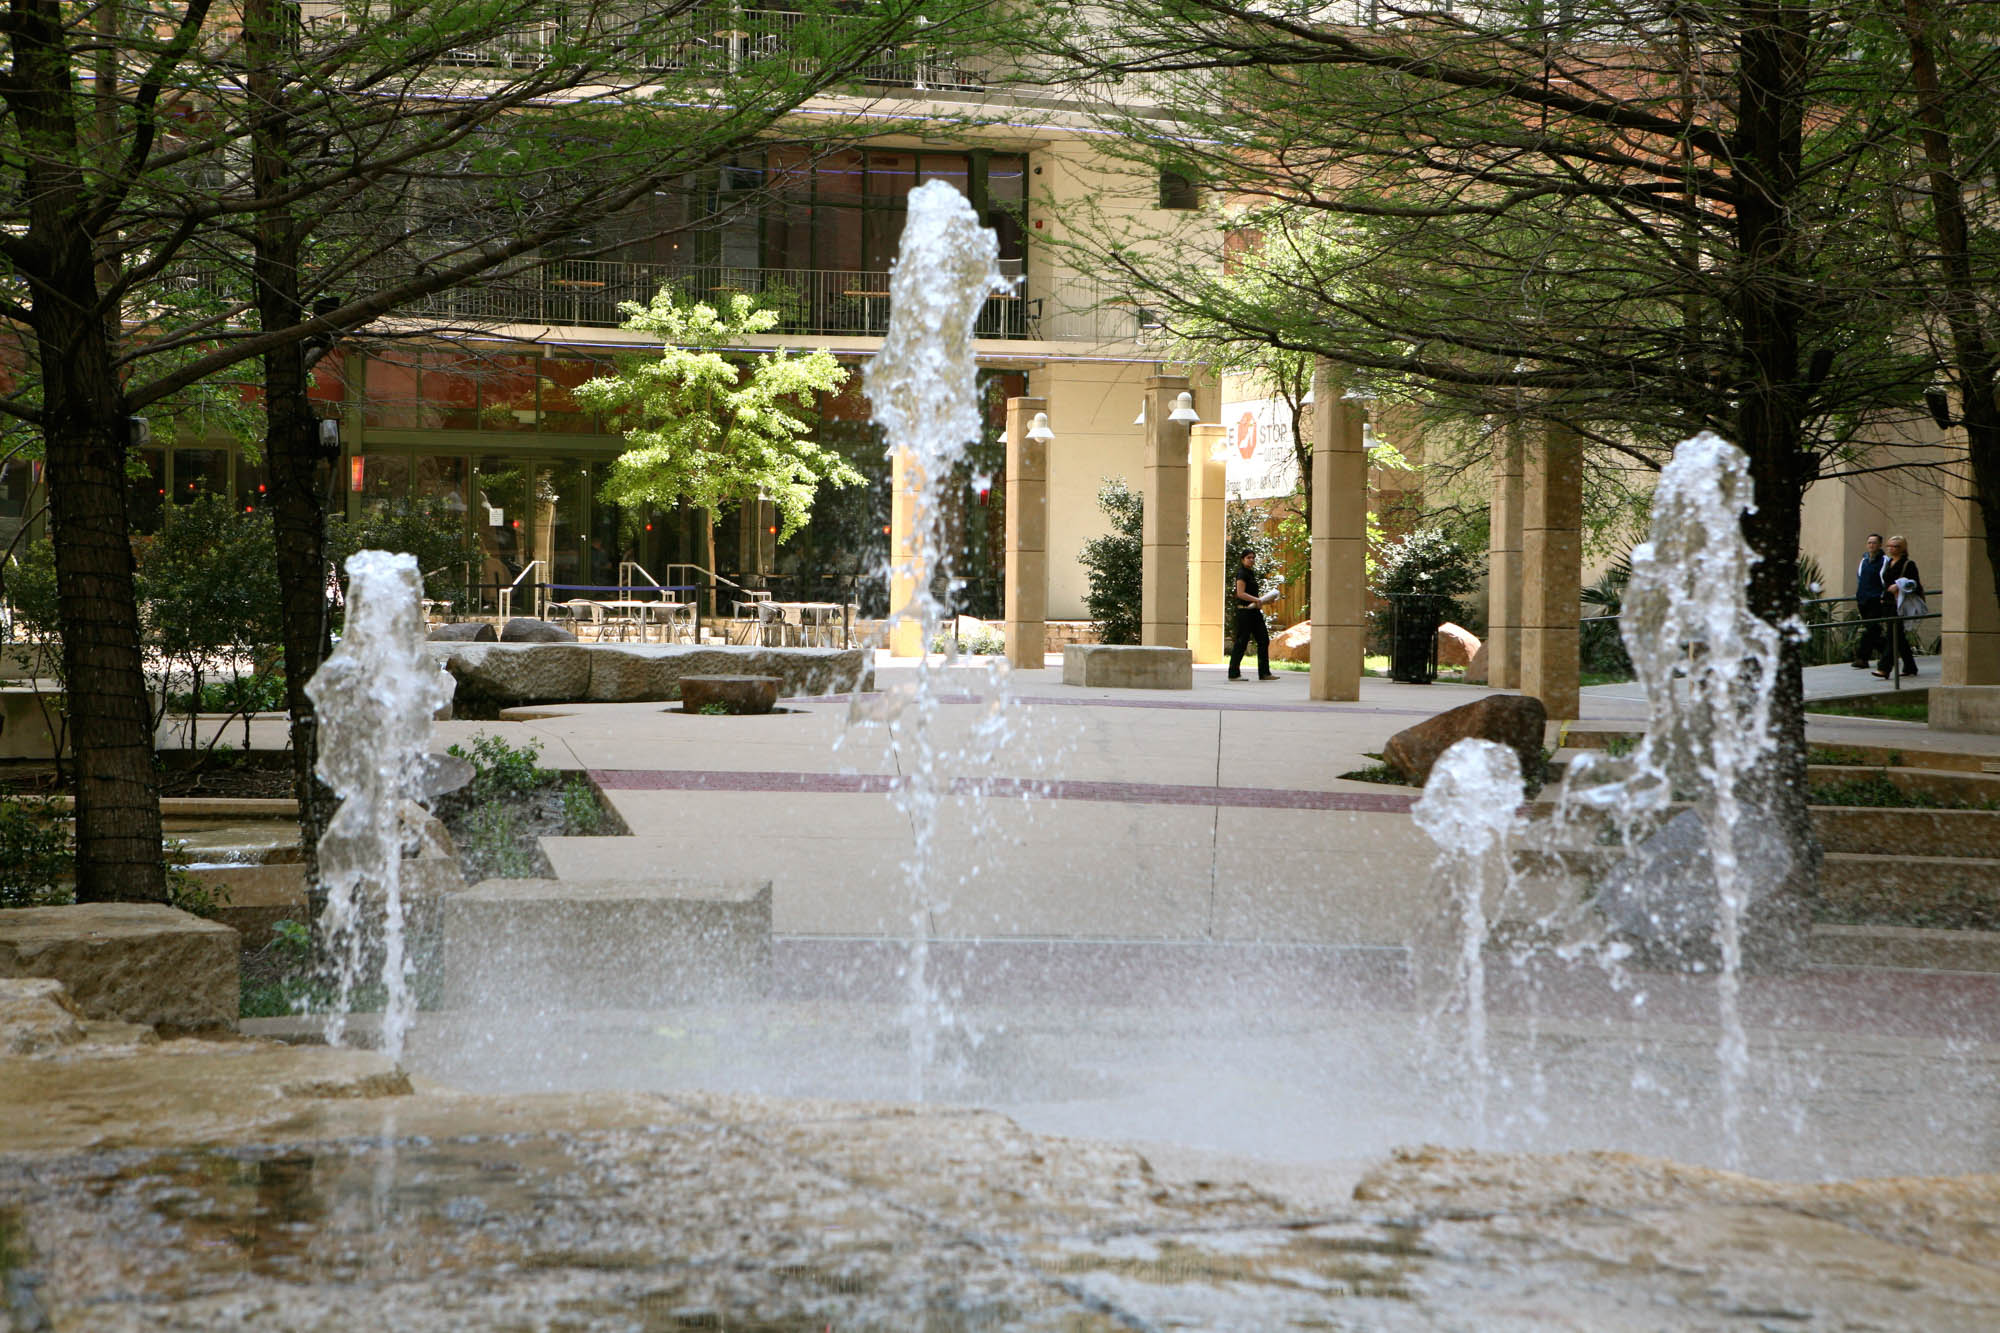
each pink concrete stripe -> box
[812,691,1441,717]
[590,768,1417,813]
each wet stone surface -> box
[6,1101,2000,1330]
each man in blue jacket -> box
[1851,532,1890,669]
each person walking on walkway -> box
[1227,550,1278,680]
[1873,534,1922,678]
[1851,532,1891,669]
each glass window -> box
[172,448,229,505]
[481,356,539,432]
[533,460,590,594]
[0,458,41,554]
[364,352,424,429]
[540,358,609,434]
[128,449,166,535]
[919,153,969,195]
[422,352,480,431]
[235,458,270,514]
[987,153,1026,206]
[472,456,529,609]
[415,454,468,512]
[356,454,409,512]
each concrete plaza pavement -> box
[429,649,1969,953]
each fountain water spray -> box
[306,550,453,1062]
[861,180,1009,1100]
[1549,431,1788,1166]
[1410,738,1525,1144]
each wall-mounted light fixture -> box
[1026,411,1054,443]
[1132,399,1147,426]
[1168,391,1199,424]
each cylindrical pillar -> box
[1309,360,1367,701]
[1188,423,1227,664]
[1142,374,1192,647]
[1003,396,1049,670]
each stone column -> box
[1002,396,1049,670]
[1487,422,1525,688]
[1142,374,1191,648]
[888,446,924,658]
[1520,419,1582,719]
[1309,360,1367,701]
[1188,423,1227,664]
[1932,471,2000,731]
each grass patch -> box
[1808,692,1928,722]
[1807,774,1994,809]
[1580,670,1635,688]
[1338,760,1419,787]
[1807,745,1903,767]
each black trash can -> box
[1388,595,1441,684]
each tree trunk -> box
[1730,0,1821,947]
[39,311,167,903]
[247,0,338,883]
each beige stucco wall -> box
[1800,418,1952,602]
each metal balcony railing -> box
[315,1,995,91]
[413,259,1037,338]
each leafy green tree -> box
[1081,479,1143,645]
[579,293,861,538]
[138,496,282,750]
[1369,527,1481,658]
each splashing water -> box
[861,180,1010,1100]
[306,550,454,1062]
[1410,738,1526,1145]
[1541,431,1788,1167]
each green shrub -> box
[1081,479,1142,645]
[166,671,288,717]
[448,732,546,802]
[0,796,71,908]
[1368,526,1481,655]
[559,776,605,834]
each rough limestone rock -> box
[0,976,85,1055]
[1594,807,1812,972]
[430,642,593,706]
[0,904,238,1028]
[429,642,870,708]
[1271,621,1312,663]
[681,675,780,714]
[501,617,578,643]
[1437,622,1481,668]
[1465,641,1490,685]
[427,621,497,642]
[1384,694,1547,786]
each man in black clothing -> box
[1227,550,1277,680]
[1851,532,1890,669]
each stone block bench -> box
[0,904,238,1029]
[1061,644,1194,690]
[425,642,871,714]
[680,675,780,715]
[439,878,772,1010]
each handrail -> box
[617,560,667,600]
[497,559,545,621]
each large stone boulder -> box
[1437,622,1481,668]
[681,675,781,715]
[428,642,871,710]
[501,617,578,643]
[0,904,238,1028]
[1465,641,1490,685]
[431,642,594,707]
[428,621,497,642]
[1271,621,1312,663]
[1593,807,1812,972]
[1384,694,1547,786]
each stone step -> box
[1812,806,2000,857]
[1818,852,2000,930]
[1809,764,2000,804]
[1808,924,2000,972]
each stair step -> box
[1819,852,2000,930]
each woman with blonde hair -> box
[1873,534,1923,678]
